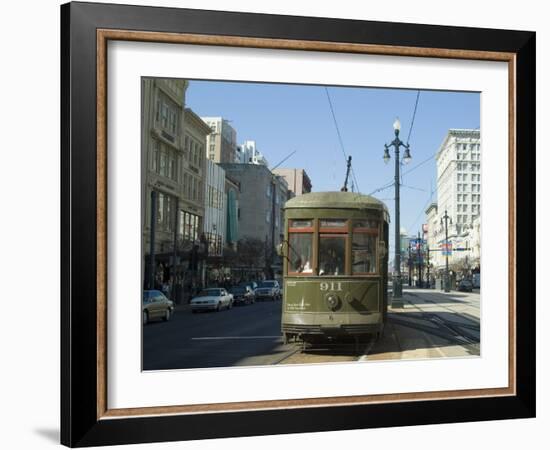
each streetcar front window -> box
[319,235,345,276]
[352,233,377,274]
[351,219,378,274]
[288,233,313,274]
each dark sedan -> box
[229,286,255,305]
[457,279,473,292]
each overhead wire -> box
[324,87,361,193]
[406,91,421,145]
[407,185,437,233]
[368,139,460,197]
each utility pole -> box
[271,177,276,279]
[417,231,422,287]
[408,241,412,286]
[441,209,452,292]
[426,246,431,288]
[171,197,179,301]
[148,190,157,290]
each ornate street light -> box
[441,209,453,292]
[384,117,412,307]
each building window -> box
[156,192,175,232]
[151,140,160,172]
[179,210,200,242]
[151,139,177,181]
[156,93,179,136]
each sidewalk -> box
[390,285,481,322]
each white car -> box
[254,280,281,301]
[190,288,233,313]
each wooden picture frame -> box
[61,1,535,447]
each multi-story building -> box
[239,140,269,166]
[204,159,226,257]
[272,168,312,198]
[142,78,189,289]
[201,117,238,163]
[219,164,288,262]
[436,129,481,235]
[180,108,209,242]
[425,202,442,272]
[428,128,481,278]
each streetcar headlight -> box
[325,293,341,311]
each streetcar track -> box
[389,316,478,348]
[271,346,302,364]
[422,298,480,326]
[403,298,479,344]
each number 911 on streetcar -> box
[279,191,390,344]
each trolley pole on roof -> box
[383,118,412,307]
[341,156,352,192]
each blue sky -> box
[186,80,479,253]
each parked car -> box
[254,280,281,301]
[472,273,480,288]
[457,279,474,292]
[190,288,233,313]
[143,290,175,325]
[229,286,255,305]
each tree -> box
[451,255,473,277]
[236,237,266,268]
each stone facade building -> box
[142,78,213,298]
[142,78,189,286]
[425,128,482,279]
[435,129,481,236]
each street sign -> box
[410,238,426,250]
[441,241,452,256]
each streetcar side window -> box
[288,233,313,274]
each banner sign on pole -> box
[441,241,452,256]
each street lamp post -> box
[383,118,412,307]
[441,209,452,292]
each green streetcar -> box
[280,191,390,345]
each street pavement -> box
[143,300,296,370]
[143,287,481,370]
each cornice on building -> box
[185,108,213,136]
[436,128,481,161]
